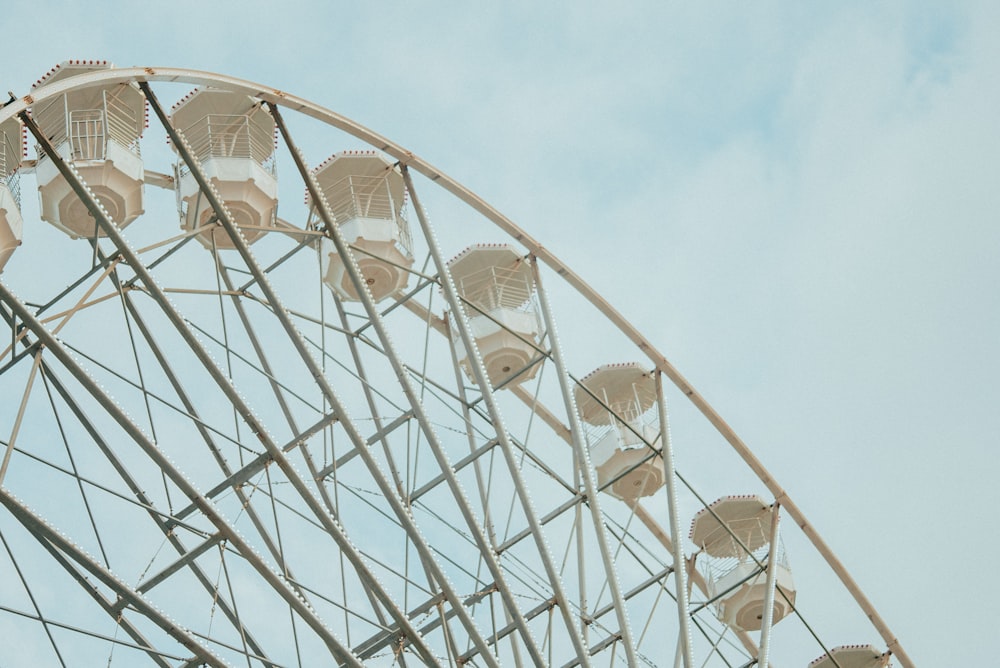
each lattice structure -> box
[0,64,912,668]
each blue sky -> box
[2,2,997,665]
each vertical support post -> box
[62,93,69,149]
[654,371,694,668]
[100,88,109,159]
[530,255,638,665]
[757,502,782,668]
[575,467,589,648]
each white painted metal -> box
[399,167,578,665]
[170,88,277,248]
[447,244,541,388]
[279,124,521,665]
[311,150,414,301]
[531,256,639,665]
[0,186,22,272]
[0,488,229,667]
[691,496,797,632]
[575,364,666,503]
[757,502,783,668]
[809,644,890,668]
[0,116,23,271]
[0,280,366,666]
[654,371,694,668]
[0,68,911,666]
[30,61,144,238]
[149,90,465,666]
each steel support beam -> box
[107,269,325,629]
[757,503,782,668]
[8,530,172,667]
[314,410,413,480]
[0,307,277,666]
[0,280,363,665]
[170,411,340,524]
[325,279,409,499]
[444,314,527,668]
[144,82,481,663]
[214,259,400,635]
[509,374,764,659]
[655,371,694,668]
[532,254,639,666]
[0,489,226,666]
[137,533,225,596]
[355,584,495,660]
[270,99,535,668]
[400,164,591,665]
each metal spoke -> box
[271,99,532,667]
[1,280,360,665]
[0,489,227,666]
[0,307,278,664]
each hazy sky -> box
[2,2,997,665]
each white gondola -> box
[573,363,664,503]
[310,151,414,302]
[32,61,145,238]
[448,244,541,389]
[690,495,797,631]
[0,116,24,272]
[170,88,277,249]
[809,644,891,668]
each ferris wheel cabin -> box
[809,644,891,668]
[574,363,665,503]
[447,244,541,389]
[310,151,414,302]
[170,88,278,249]
[0,116,24,272]
[690,495,797,632]
[31,61,146,239]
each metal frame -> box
[654,371,694,668]
[0,67,912,668]
[272,101,538,667]
[530,254,638,665]
[757,502,783,668]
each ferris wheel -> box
[0,62,913,667]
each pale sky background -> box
[2,2,997,665]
